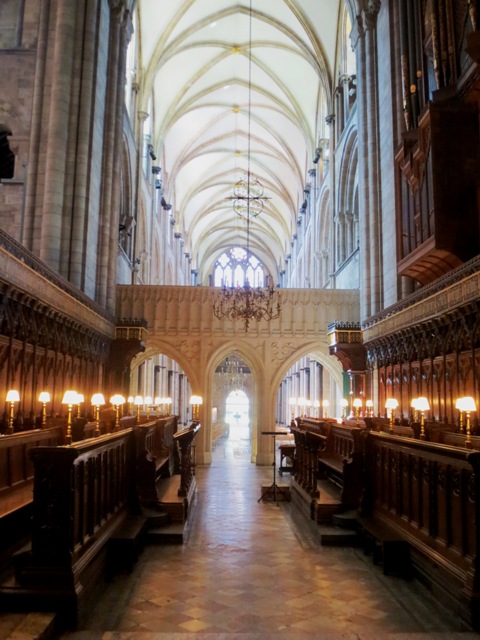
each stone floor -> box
[2,430,479,639]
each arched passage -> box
[116,285,360,465]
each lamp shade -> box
[457,396,476,412]
[189,395,203,405]
[415,397,430,412]
[340,399,349,407]
[91,393,105,406]
[385,398,398,410]
[455,397,465,410]
[154,396,162,405]
[110,394,126,406]
[366,400,373,408]
[165,397,172,405]
[134,395,144,405]
[144,396,153,405]
[38,391,51,403]
[289,397,297,406]
[6,389,20,402]
[313,400,320,408]
[322,400,330,408]
[62,390,78,405]
[353,398,362,408]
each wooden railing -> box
[362,431,480,629]
[0,426,65,509]
[12,430,134,622]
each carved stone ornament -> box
[271,341,297,362]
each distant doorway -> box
[225,390,250,441]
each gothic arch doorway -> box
[212,354,254,462]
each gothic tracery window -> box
[213,247,266,287]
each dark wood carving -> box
[173,423,201,497]
[10,431,134,624]
[362,431,480,630]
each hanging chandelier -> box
[217,356,248,392]
[212,0,281,331]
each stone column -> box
[67,0,101,289]
[22,0,50,249]
[351,3,382,319]
[39,0,77,271]
[365,4,383,315]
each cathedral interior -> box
[1,0,480,637]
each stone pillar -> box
[365,4,383,315]
[67,0,101,289]
[351,3,382,318]
[39,0,78,271]
[22,0,50,249]
[97,2,132,311]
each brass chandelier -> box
[212,0,281,331]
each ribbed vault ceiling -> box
[137,0,341,282]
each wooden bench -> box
[134,416,178,505]
[108,514,148,573]
[357,516,412,578]
[317,424,365,506]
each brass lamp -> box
[305,399,312,417]
[353,398,362,425]
[385,398,399,432]
[76,393,84,418]
[411,398,419,423]
[127,395,134,415]
[340,398,348,420]
[110,394,126,431]
[289,397,297,420]
[365,399,374,417]
[313,399,320,419]
[416,396,430,439]
[6,389,20,434]
[190,395,203,422]
[144,396,153,417]
[38,391,51,428]
[62,390,78,445]
[322,399,330,419]
[91,392,105,437]
[134,395,143,424]
[456,396,476,448]
[297,397,305,417]
[455,397,465,433]
[164,397,172,415]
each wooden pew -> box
[134,415,178,505]
[364,416,419,438]
[360,431,480,630]
[316,423,365,507]
[4,429,136,627]
[0,426,65,540]
[291,419,365,521]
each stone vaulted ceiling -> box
[137,0,341,282]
